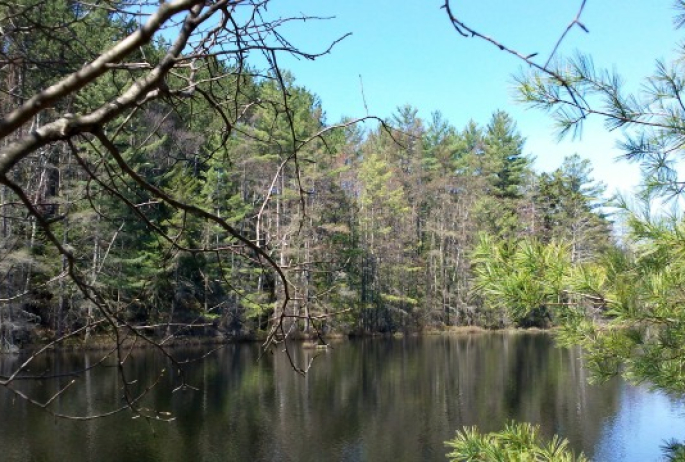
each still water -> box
[1,333,685,461]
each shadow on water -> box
[1,333,685,461]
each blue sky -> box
[259,0,683,198]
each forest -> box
[4,1,685,452]
[0,0,618,352]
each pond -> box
[1,333,685,461]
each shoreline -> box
[3,325,555,354]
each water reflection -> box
[1,333,684,461]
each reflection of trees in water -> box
[0,334,623,461]
[269,333,622,461]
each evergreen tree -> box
[464,111,533,240]
[535,154,611,261]
[483,110,530,200]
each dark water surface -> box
[2,333,685,461]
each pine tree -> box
[483,110,530,200]
[535,154,611,261]
[465,111,533,240]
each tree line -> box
[0,0,614,349]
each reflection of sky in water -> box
[593,382,685,462]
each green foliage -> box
[535,155,611,261]
[472,234,570,327]
[469,204,685,393]
[556,208,685,393]
[445,422,587,462]
[662,439,685,462]
[483,111,530,200]
[509,4,685,391]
